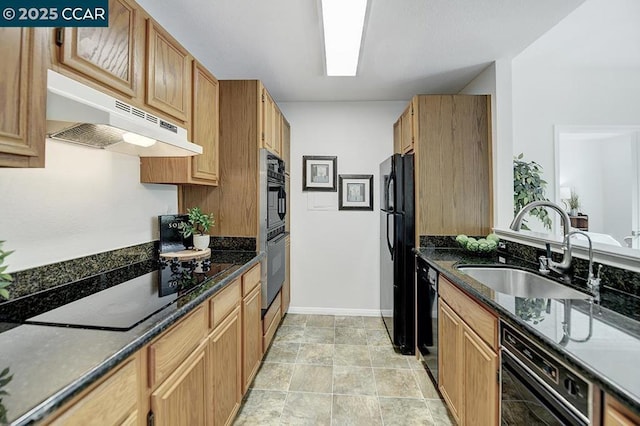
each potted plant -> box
[0,241,13,300]
[568,189,580,216]
[181,207,215,250]
[513,153,552,230]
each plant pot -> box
[193,234,210,251]
[570,208,578,217]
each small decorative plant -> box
[0,241,14,301]
[181,207,215,237]
[513,153,552,230]
[568,189,580,215]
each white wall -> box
[459,59,514,228]
[0,140,177,272]
[278,101,405,315]
[512,0,640,223]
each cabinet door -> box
[0,28,46,168]
[242,286,262,392]
[282,236,291,314]
[282,118,291,172]
[210,307,242,426]
[604,394,640,426]
[438,299,462,424]
[151,342,207,426]
[191,61,219,183]
[462,326,499,426]
[58,0,142,98]
[400,102,413,153]
[393,118,402,154]
[146,20,191,122]
[261,88,276,152]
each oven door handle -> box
[278,187,286,220]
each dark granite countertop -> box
[0,250,264,425]
[415,247,640,417]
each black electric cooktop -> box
[2,258,234,332]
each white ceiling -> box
[136,0,585,102]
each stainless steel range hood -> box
[46,70,202,157]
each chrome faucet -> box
[564,230,601,303]
[510,200,573,273]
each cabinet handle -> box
[55,28,64,46]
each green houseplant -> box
[513,153,552,230]
[568,189,580,216]
[181,207,215,250]
[0,241,14,300]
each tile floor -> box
[233,314,456,425]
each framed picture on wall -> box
[302,156,337,191]
[338,174,373,211]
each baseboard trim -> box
[286,307,381,317]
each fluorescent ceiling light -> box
[122,132,156,147]
[321,0,368,76]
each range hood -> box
[46,70,202,157]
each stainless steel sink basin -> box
[455,266,589,299]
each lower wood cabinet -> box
[209,306,242,426]
[45,354,141,425]
[438,277,499,426]
[604,394,640,426]
[242,285,262,393]
[151,340,208,426]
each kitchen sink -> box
[455,266,590,299]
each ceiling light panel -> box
[321,0,368,76]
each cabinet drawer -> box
[262,294,281,334]
[210,278,241,329]
[242,263,261,296]
[148,305,207,388]
[440,276,498,351]
[49,357,138,425]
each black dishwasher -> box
[416,256,439,382]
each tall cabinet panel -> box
[0,28,47,168]
[58,0,143,99]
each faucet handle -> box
[538,256,550,274]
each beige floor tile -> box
[306,315,335,327]
[366,329,391,346]
[412,367,441,399]
[289,364,333,393]
[297,343,334,365]
[335,327,367,345]
[250,362,295,391]
[333,344,371,367]
[379,397,434,425]
[232,389,286,425]
[282,313,308,326]
[304,326,335,344]
[274,325,306,343]
[331,394,382,426]
[425,399,456,425]
[335,315,365,328]
[369,346,411,369]
[362,316,385,330]
[264,342,300,363]
[373,368,422,398]
[332,365,376,396]
[281,392,332,425]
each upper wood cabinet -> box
[140,60,219,186]
[146,19,192,123]
[282,117,291,174]
[261,86,282,157]
[0,28,47,168]
[57,0,143,99]
[393,119,401,154]
[400,102,414,153]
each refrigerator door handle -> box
[386,213,394,260]
[386,171,395,212]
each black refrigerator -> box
[379,153,415,355]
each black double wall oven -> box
[262,151,287,315]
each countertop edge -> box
[414,249,640,418]
[11,253,264,426]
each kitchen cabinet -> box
[393,119,402,154]
[261,87,282,157]
[282,235,291,314]
[151,340,207,426]
[400,102,414,153]
[604,394,640,426]
[57,0,144,99]
[405,94,492,238]
[44,354,141,426]
[146,19,192,123]
[282,117,291,173]
[209,305,242,426]
[242,264,263,392]
[179,80,291,245]
[262,292,281,351]
[0,28,47,168]
[438,276,499,426]
[140,60,219,186]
